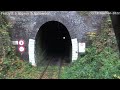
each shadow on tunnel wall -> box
[110,15,120,56]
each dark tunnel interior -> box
[35,21,72,66]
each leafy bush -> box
[1,12,120,79]
[0,12,14,57]
[61,15,120,79]
[0,13,49,79]
[0,12,19,78]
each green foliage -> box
[0,12,13,58]
[60,15,120,79]
[5,61,40,79]
[0,12,120,79]
[0,13,57,79]
[0,12,20,78]
[61,47,120,79]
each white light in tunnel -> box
[63,37,65,39]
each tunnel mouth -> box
[35,21,72,66]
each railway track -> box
[39,56,64,79]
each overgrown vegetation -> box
[0,13,120,79]
[60,16,120,79]
[0,13,20,78]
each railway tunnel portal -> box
[6,11,107,66]
[35,21,72,66]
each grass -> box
[0,13,120,79]
[60,16,120,79]
[60,47,120,79]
